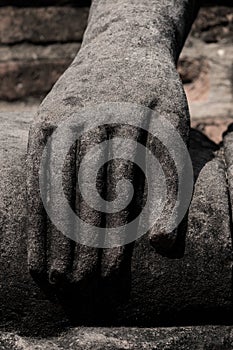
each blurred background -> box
[0,1,232,142]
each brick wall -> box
[0,5,89,101]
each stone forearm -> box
[38,0,197,140]
[87,0,200,63]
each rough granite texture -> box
[0,0,233,348]
[26,0,199,320]
[1,111,233,333]
[0,0,231,5]
[24,0,233,325]
[2,326,233,349]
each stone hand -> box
[26,0,199,316]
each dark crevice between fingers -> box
[146,129,187,258]
[27,125,54,297]
[99,125,147,316]
[48,138,77,291]
[62,127,108,322]
[151,214,188,259]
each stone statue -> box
[27,0,199,310]
[25,0,233,320]
[0,0,233,346]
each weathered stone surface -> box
[0,111,232,333]
[0,43,80,100]
[2,326,233,349]
[20,0,232,326]
[0,7,89,44]
[33,326,233,350]
[0,111,69,336]
[0,0,231,6]
[118,130,232,326]
[0,0,233,339]
[25,0,199,317]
